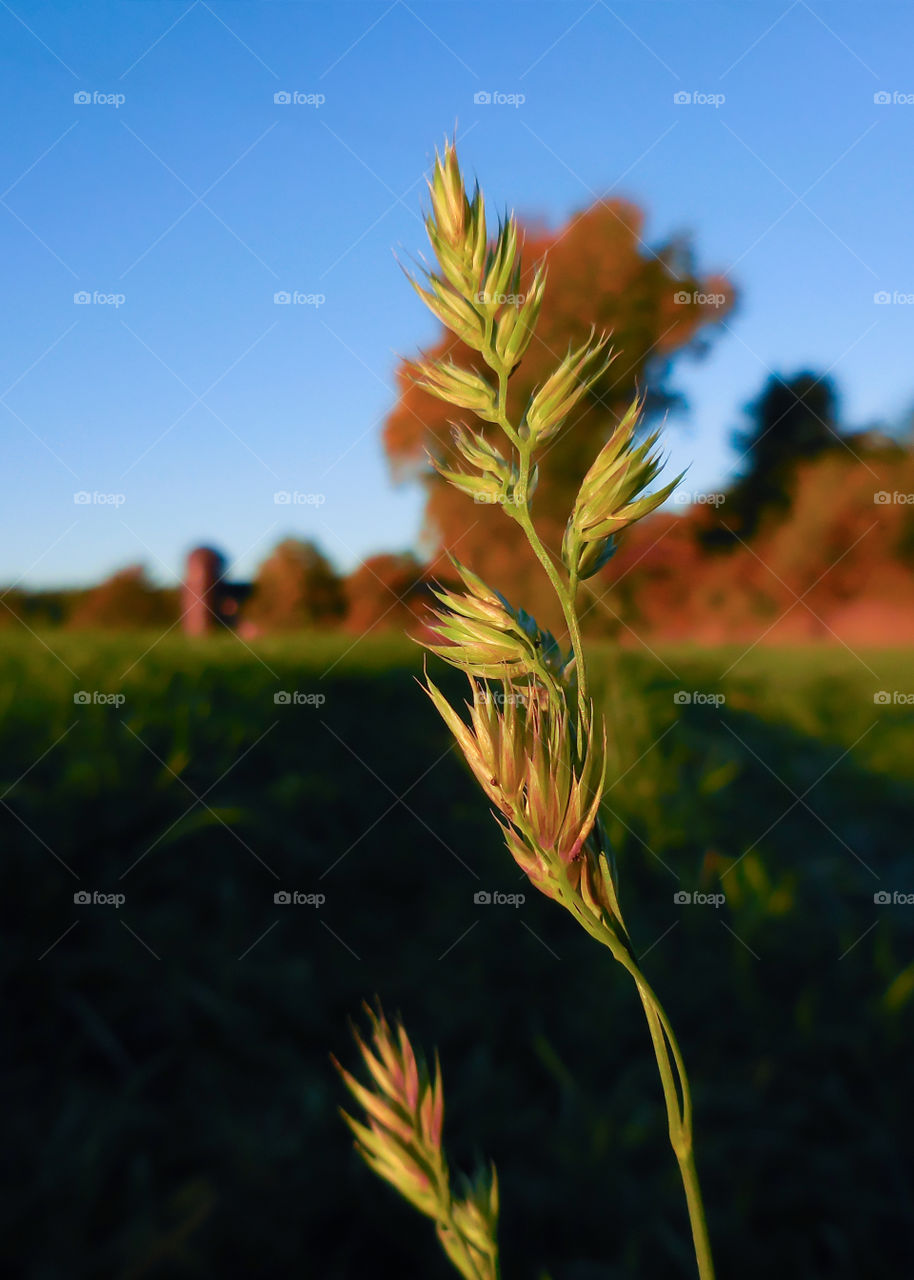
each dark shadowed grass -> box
[3,632,913,1278]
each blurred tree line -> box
[3,379,909,639]
[3,190,912,639]
[0,541,434,637]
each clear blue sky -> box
[2,0,912,588]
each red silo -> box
[182,546,226,636]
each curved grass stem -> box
[613,940,715,1279]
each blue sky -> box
[2,0,912,588]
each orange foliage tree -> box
[343,553,432,635]
[383,197,736,629]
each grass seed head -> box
[334,1003,447,1220]
[335,1002,500,1280]
[426,557,565,682]
[563,396,684,579]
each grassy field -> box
[4,631,914,1278]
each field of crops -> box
[5,631,914,1278]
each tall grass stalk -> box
[337,139,714,1280]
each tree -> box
[712,371,844,544]
[343,552,433,635]
[245,539,345,630]
[68,565,179,629]
[383,196,735,627]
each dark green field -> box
[5,632,914,1278]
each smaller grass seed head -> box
[334,1003,447,1220]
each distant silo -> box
[182,546,226,636]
